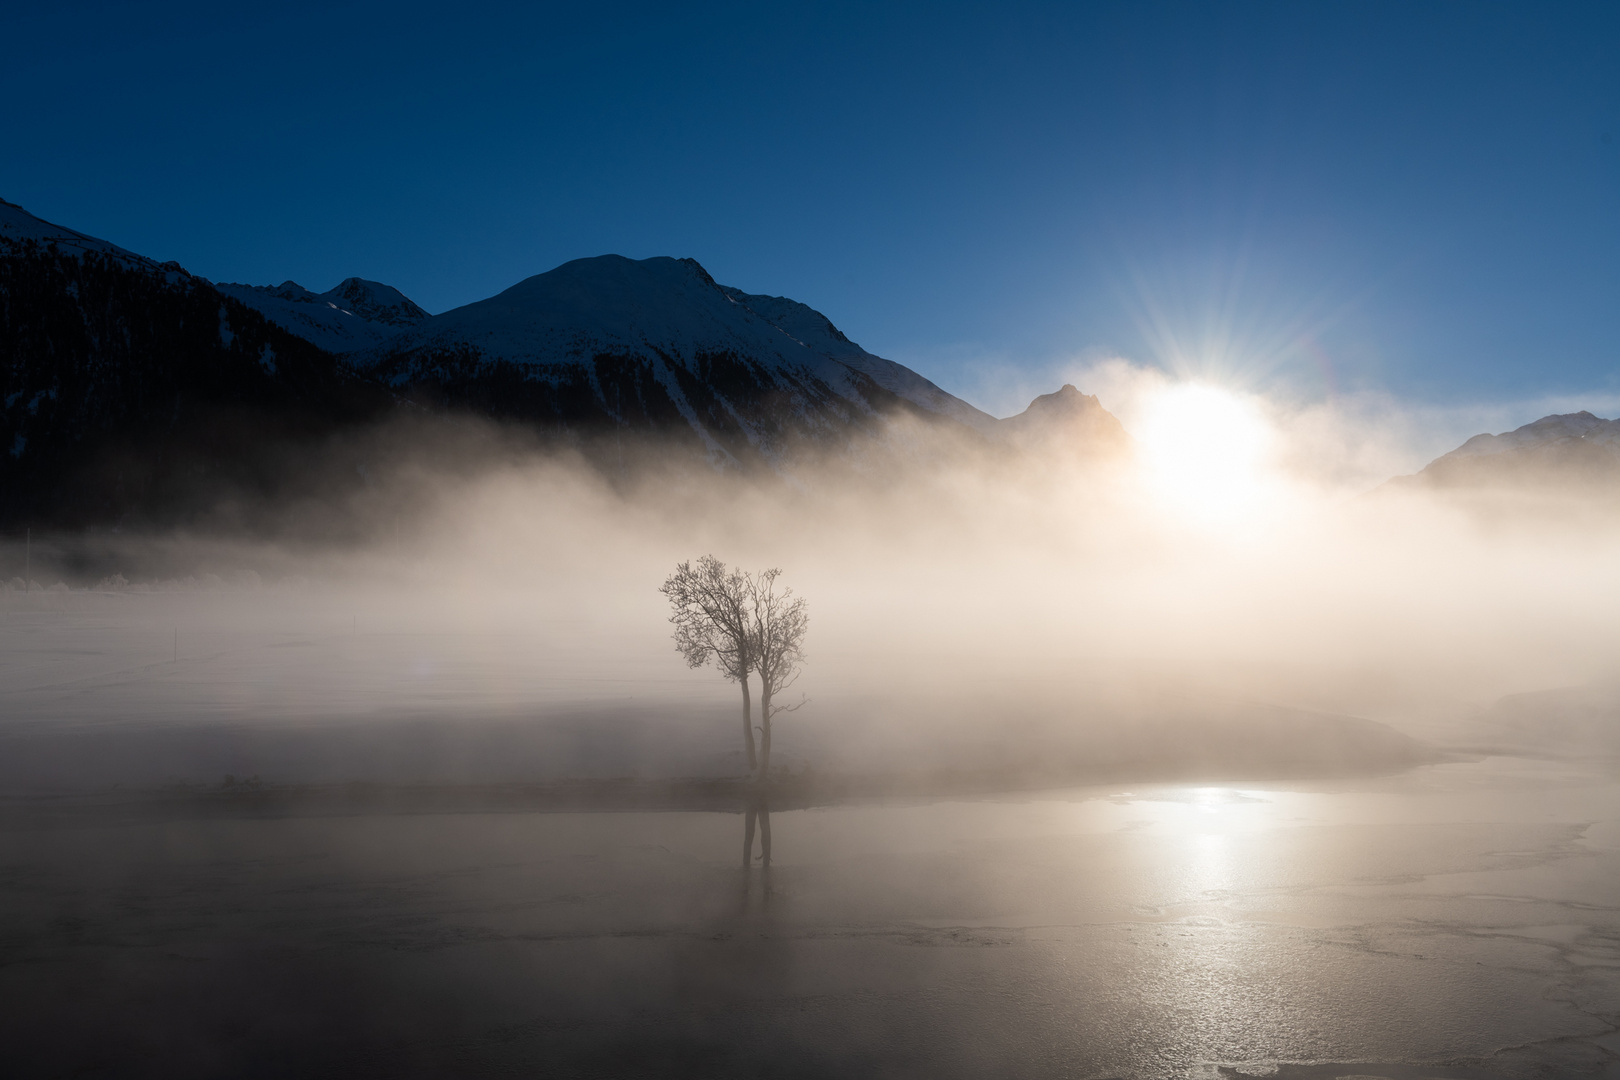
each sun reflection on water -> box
[1110,785,1278,837]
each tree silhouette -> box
[661,556,757,772]
[747,568,808,778]
[661,557,808,778]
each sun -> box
[1134,382,1273,521]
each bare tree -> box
[747,568,808,778]
[660,556,757,772]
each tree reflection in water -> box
[742,788,772,869]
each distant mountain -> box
[355,254,997,464]
[214,277,429,354]
[1403,411,1620,492]
[996,384,1132,457]
[0,198,1132,529]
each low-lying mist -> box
[4,378,1618,796]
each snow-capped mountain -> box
[213,277,429,354]
[0,196,1135,528]
[713,283,997,434]
[1405,411,1620,491]
[356,254,998,462]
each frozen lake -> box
[4,754,1620,1078]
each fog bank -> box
[3,387,1617,794]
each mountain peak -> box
[1025,384,1096,414]
[677,257,719,287]
[347,252,1003,455]
[326,277,430,327]
[997,385,1132,456]
[212,274,429,354]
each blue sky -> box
[4,1,1617,417]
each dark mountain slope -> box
[0,223,388,528]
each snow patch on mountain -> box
[212,277,428,355]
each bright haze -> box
[0,0,1618,785]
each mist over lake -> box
[5,423,1620,1077]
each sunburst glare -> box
[1135,382,1275,523]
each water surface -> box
[4,755,1620,1078]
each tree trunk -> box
[758,800,772,869]
[758,687,772,779]
[740,674,757,773]
[742,805,757,868]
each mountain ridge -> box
[213,277,430,354]
[0,197,1133,530]
[0,197,169,274]
[1402,410,1620,492]
[354,253,999,463]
